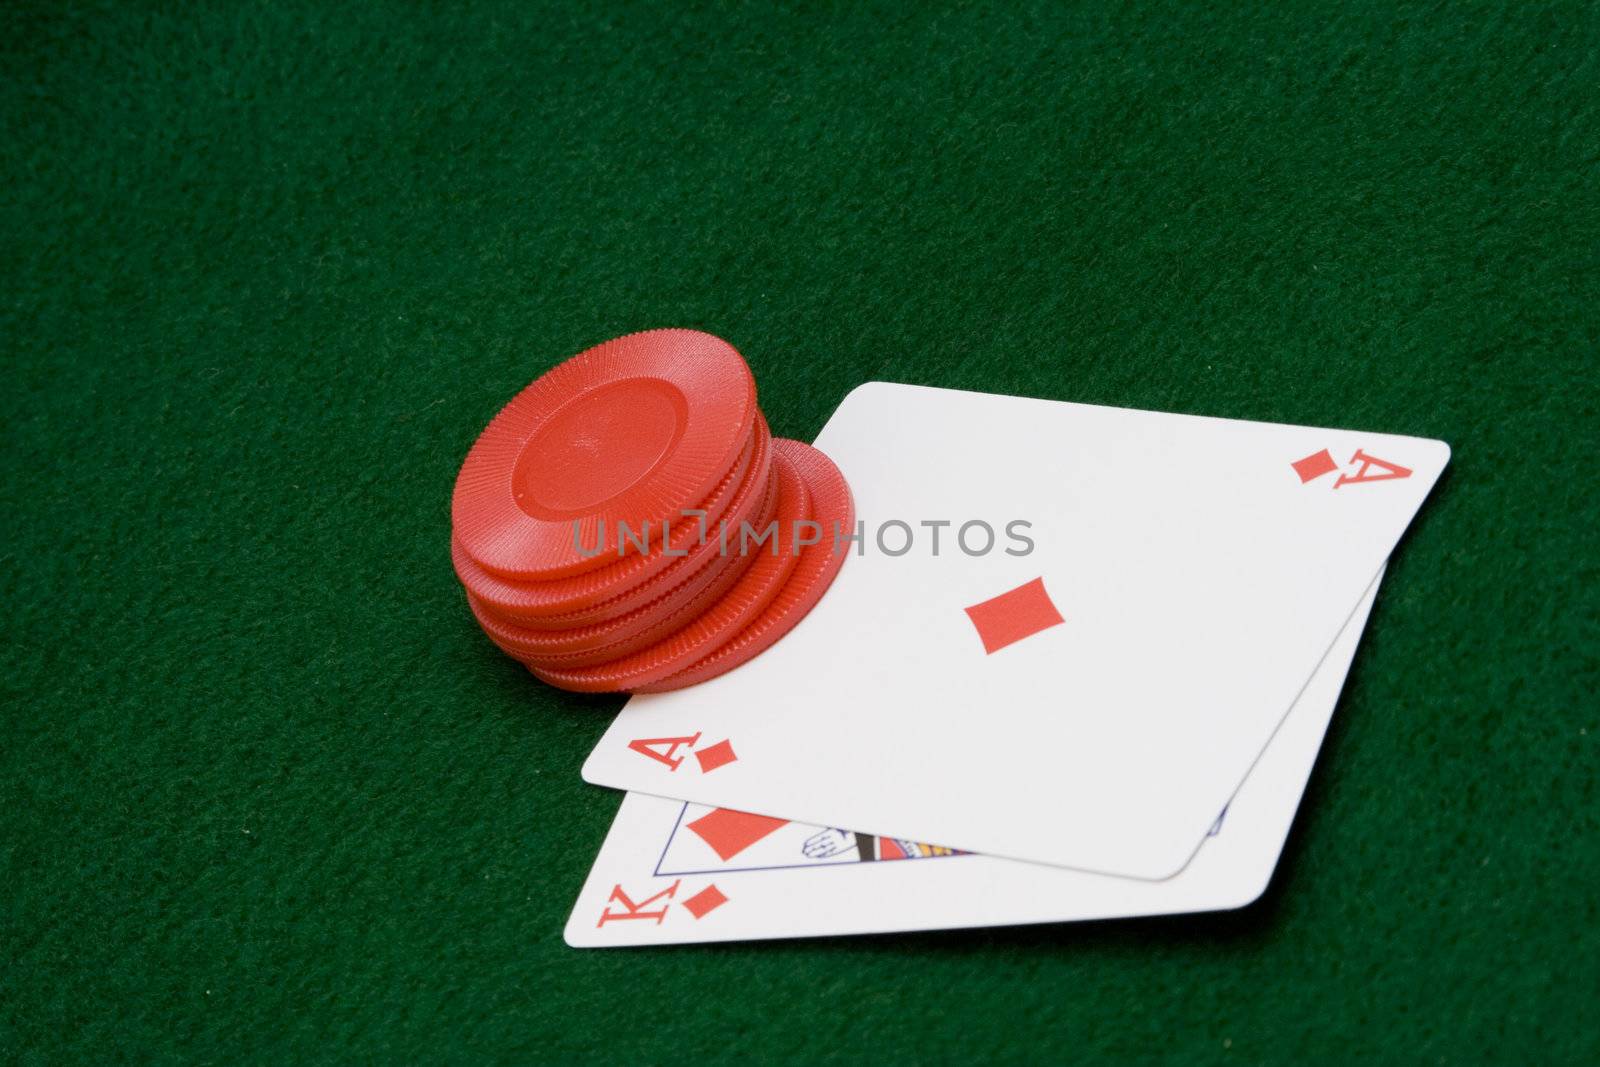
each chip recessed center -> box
[513,377,688,518]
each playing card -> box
[583,383,1447,878]
[565,574,1382,946]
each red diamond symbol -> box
[686,808,789,860]
[682,884,728,919]
[695,739,738,772]
[963,577,1065,655]
[1291,448,1338,483]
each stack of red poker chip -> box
[451,329,854,694]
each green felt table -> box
[4,2,1597,1062]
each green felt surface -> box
[4,1,1597,1062]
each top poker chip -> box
[452,329,758,580]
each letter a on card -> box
[1335,449,1413,488]
[628,733,701,771]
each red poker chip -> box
[453,416,772,626]
[527,447,815,693]
[515,482,773,671]
[636,440,854,693]
[452,329,757,580]
[464,465,780,667]
[508,424,778,631]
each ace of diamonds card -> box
[584,383,1447,879]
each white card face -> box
[566,576,1381,946]
[583,383,1447,878]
